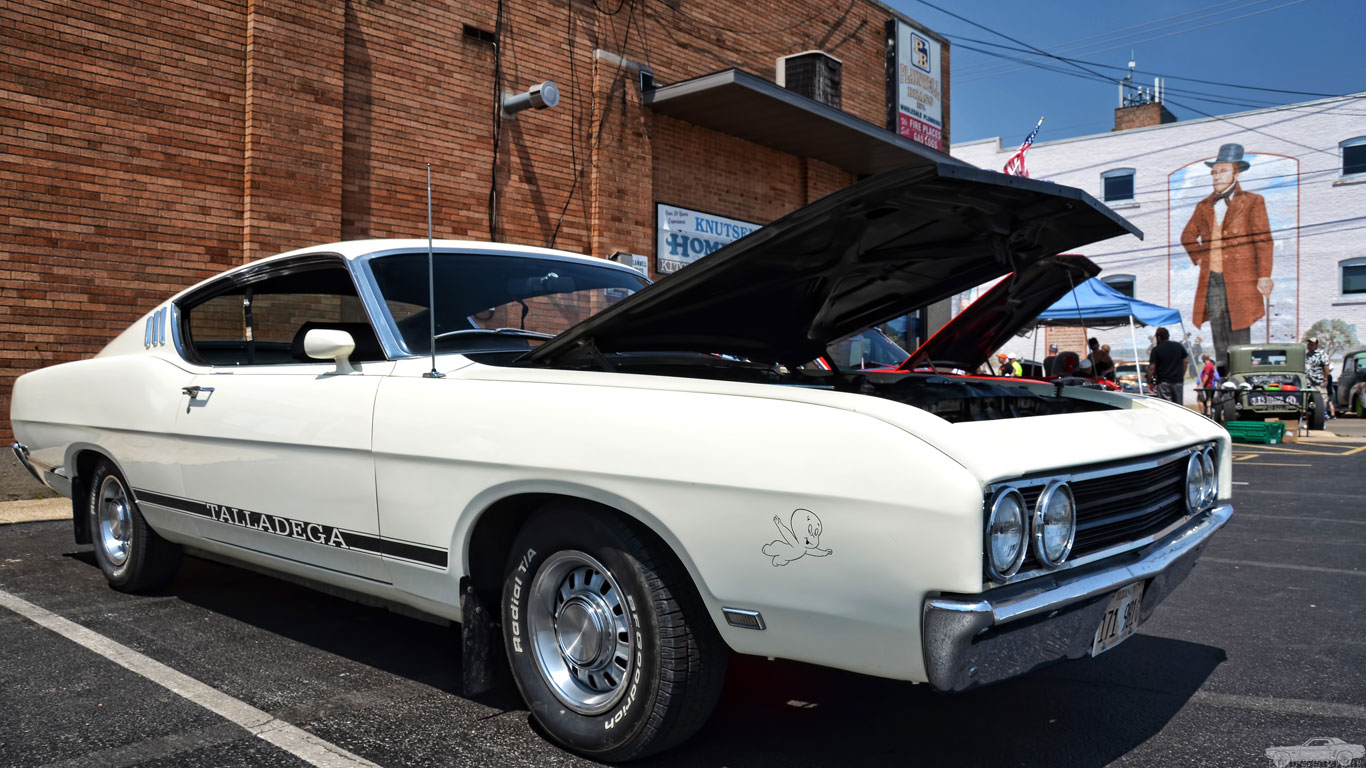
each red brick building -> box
[0,0,951,444]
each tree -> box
[1303,318,1359,356]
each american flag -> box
[1002,117,1044,177]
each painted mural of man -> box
[1180,143,1274,368]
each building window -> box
[1343,258,1366,296]
[1101,168,1135,202]
[1103,274,1135,297]
[1343,137,1366,178]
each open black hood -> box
[526,162,1141,367]
[900,253,1101,372]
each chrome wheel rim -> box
[527,550,635,715]
[97,475,132,566]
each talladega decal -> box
[762,509,832,566]
[132,489,447,568]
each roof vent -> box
[776,51,842,110]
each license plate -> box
[1091,582,1144,656]
[1249,394,1296,407]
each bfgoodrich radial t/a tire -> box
[501,504,727,761]
[88,459,181,592]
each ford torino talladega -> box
[11,163,1233,761]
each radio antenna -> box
[423,163,444,378]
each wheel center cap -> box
[555,598,605,667]
[108,501,128,537]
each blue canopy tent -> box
[1035,277,1182,328]
[1033,277,1184,385]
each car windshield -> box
[366,251,650,355]
[1249,349,1288,366]
[813,328,910,371]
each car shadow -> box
[64,551,1225,767]
[653,635,1226,768]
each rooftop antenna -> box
[423,163,443,379]
[1119,52,1136,107]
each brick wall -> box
[1,0,246,442]
[1,0,941,442]
[1112,102,1176,132]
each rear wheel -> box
[501,504,727,761]
[88,459,181,592]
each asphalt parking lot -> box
[1,439,1363,768]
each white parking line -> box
[0,588,380,768]
[1201,558,1366,577]
[1193,691,1366,721]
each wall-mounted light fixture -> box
[501,81,560,119]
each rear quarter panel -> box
[12,353,193,498]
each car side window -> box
[179,264,386,367]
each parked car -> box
[10,164,1233,761]
[1219,343,1325,430]
[1335,346,1366,416]
[1264,737,1365,767]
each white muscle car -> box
[10,163,1233,761]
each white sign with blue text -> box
[656,204,761,275]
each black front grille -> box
[1010,450,1191,574]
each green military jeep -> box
[1219,343,1325,430]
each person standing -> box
[1180,143,1274,369]
[1043,343,1059,375]
[1147,327,1189,405]
[1007,354,1023,377]
[1197,353,1217,415]
[1305,336,1334,419]
[1088,337,1115,380]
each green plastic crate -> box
[1225,420,1286,444]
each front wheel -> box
[501,505,727,761]
[1220,398,1240,424]
[1308,393,1326,431]
[88,459,181,592]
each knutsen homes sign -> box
[655,204,761,274]
[885,19,944,151]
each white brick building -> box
[951,92,1366,373]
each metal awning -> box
[642,69,962,177]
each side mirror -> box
[304,329,356,374]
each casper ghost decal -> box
[762,509,832,566]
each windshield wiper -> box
[434,327,555,342]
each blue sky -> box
[886,0,1366,145]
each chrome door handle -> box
[182,386,215,397]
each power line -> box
[951,0,1274,77]
[951,36,1339,98]
[942,30,1353,160]
[956,0,1307,81]
[1077,216,1366,268]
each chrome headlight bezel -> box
[985,488,1028,582]
[1031,481,1077,569]
[1200,447,1217,507]
[1185,451,1207,515]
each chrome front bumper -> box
[922,503,1232,692]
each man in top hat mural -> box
[1180,143,1274,368]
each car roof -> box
[168,239,635,302]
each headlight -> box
[1200,448,1217,507]
[986,488,1027,581]
[1032,482,1076,568]
[1185,452,1207,514]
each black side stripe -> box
[133,489,448,568]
